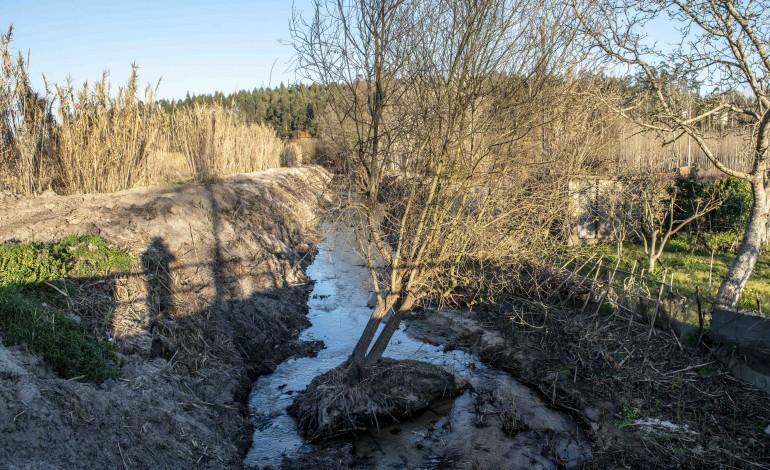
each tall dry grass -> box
[172,103,284,180]
[53,66,161,194]
[280,142,303,167]
[1,27,290,195]
[0,27,57,195]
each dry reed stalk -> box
[171,103,283,180]
[53,65,161,194]
[0,27,57,196]
[281,142,303,167]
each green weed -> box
[618,406,642,429]
[589,237,770,316]
[0,236,130,383]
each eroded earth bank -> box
[0,167,331,469]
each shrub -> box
[281,142,303,167]
[708,177,751,233]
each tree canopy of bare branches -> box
[292,0,588,368]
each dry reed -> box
[0,27,57,196]
[281,142,303,167]
[172,103,284,180]
[1,27,289,195]
[53,65,161,194]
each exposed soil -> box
[3,167,768,469]
[0,167,332,469]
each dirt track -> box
[0,167,331,469]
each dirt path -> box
[0,167,332,469]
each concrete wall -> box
[710,308,770,395]
[568,176,622,244]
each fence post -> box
[582,258,603,313]
[696,285,704,344]
[649,270,667,339]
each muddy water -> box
[245,226,591,469]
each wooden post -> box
[708,247,715,295]
[649,271,667,339]
[696,285,704,345]
[582,258,603,313]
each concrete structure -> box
[567,175,623,244]
[710,308,770,395]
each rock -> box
[764,424,770,436]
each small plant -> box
[618,406,641,429]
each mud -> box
[0,167,332,469]
[404,305,770,468]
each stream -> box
[244,226,592,469]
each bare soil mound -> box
[0,167,332,469]
[287,358,469,441]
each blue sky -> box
[1,0,314,100]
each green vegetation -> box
[591,237,770,314]
[0,235,130,383]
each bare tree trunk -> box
[361,294,415,367]
[715,179,769,309]
[349,293,398,364]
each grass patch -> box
[0,235,130,383]
[586,236,770,315]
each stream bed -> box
[244,226,592,469]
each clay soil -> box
[0,167,332,469]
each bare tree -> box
[578,0,770,309]
[292,0,585,369]
[628,173,721,270]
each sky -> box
[0,0,315,100]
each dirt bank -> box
[405,306,770,469]
[0,167,332,469]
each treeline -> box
[158,83,329,139]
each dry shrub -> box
[281,142,303,167]
[0,27,57,196]
[54,65,160,194]
[172,103,283,180]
